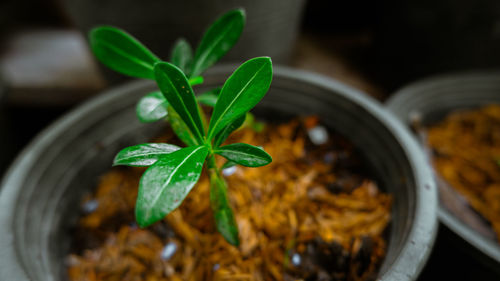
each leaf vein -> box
[161,71,204,142]
[149,146,205,214]
[193,21,236,75]
[209,63,266,138]
[99,40,155,71]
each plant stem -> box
[206,154,240,246]
[198,104,208,136]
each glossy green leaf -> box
[222,160,237,170]
[188,76,204,86]
[209,171,239,245]
[197,88,221,107]
[154,62,205,143]
[135,74,203,123]
[170,38,193,73]
[213,114,246,147]
[89,26,160,79]
[136,145,208,227]
[207,57,272,139]
[136,91,168,123]
[190,9,245,77]
[213,206,239,246]
[167,106,197,146]
[113,143,180,167]
[215,143,272,167]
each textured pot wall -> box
[0,66,437,281]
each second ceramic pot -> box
[386,71,500,272]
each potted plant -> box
[88,8,275,246]
[0,9,437,281]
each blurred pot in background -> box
[57,0,306,83]
[386,71,500,275]
[302,0,376,33]
[371,0,500,90]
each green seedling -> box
[89,9,273,245]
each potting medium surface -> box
[424,105,500,242]
[66,117,392,281]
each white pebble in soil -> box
[213,263,220,271]
[222,166,237,176]
[161,242,178,261]
[81,199,98,214]
[291,253,301,266]
[308,125,328,145]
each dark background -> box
[1,0,500,280]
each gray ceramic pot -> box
[58,0,305,65]
[0,83,10,174]
[386,71,500,272]
[0,66,437,280]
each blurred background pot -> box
[0,65,436,280]
[386,71,500,274]
[371,0,500,90]
[56,0,306,83]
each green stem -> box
[198,104,208,137]
[207,154,240,246]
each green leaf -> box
[213,114,246,147]
[197,88,221,107]
[190,9,245,77]
[215,143,272,167]
[209,172,239,246]
[113,143,180,167]
[154,62,205,143]
[167,106,198,146]
[135,75,203,124]
[136,145,208,227]
[243,112,265,132]
[188,76,204,86]
[222,160,237,170]
[207,57,272,139]
[170,38,193,73]
[89,26,160,79]
[136,91,169,123]
[213,206,239,246]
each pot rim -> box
[0,64,437,281]
[386,70,500,266]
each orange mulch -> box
[67,118,392,281]
[427,104,500,241]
